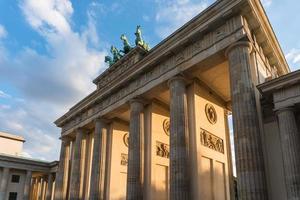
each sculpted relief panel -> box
[62,16,245,133]
[121,153,128,166]
[156,141,170,159]
[200,128,224,154]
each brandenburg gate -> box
[53,0,300,199]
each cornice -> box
[245,0,290,75]
[257,69,300,94]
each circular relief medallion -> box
[205,103,217,124]
[163,119,170,136]
[123,133,129,147]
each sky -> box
[0,0,299,161]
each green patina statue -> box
[120,34,132,54]
[104,25,150,67]
[110,45,122,62]
[105,55,114,66]
[135,25,150,51]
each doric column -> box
[90,119,107,200]
[69,128,86,200]
[226,41,267,199]
[276,107,300,199]
[36,177,42,200]
[29,177,35,200]
[54,137,70,200]
[168,76,190,200]
[39,177,46,200]
[0,167,10,200]
[23,170,32,200]
[32,178,37,200]
[46,173,54,200]
[126,99,144,200]
[103,125,113,200]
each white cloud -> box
[261,0,272,7]
[20,151,33,158]
[0,25,7,39]
[0,0,107,161]
[20,0,73,35]
[286,48,300,71]
[154,0,212,38]
[0,90,11,98]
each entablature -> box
[0,154,58,173]
[258,69,300,110]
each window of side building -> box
[8,192,18,200]
[11,175,20,183]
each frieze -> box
[156,141,170,159]
[61,16,245,132]
[200,128,224,154]
[121,153,128,166]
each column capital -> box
[167,75,187,87]
[60,136,71,143]
[129,98,147,106]
[225,41,253,58]
[76,127,88,134]
[93,117,109,125]
[275,106,295,115]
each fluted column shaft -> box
[23,170,32,200]
[0,167,10,200]
[126,99,144,200]
[32,178,37,200]
[46,173,54,200]
[168,76,190,200]
[37,177,42,200]
[226,42,267,199]
[54,138,70,200]
[40,178,46,200]
[277,107,300,199]
[69,128,85,200]
[90,119,107,200]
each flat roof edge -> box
[0,131,25,142]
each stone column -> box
[276,107,300,199]
[39,177,46,200]
[168,76,190,200]
[69,128,86,200]
[32,178,37,200]
[23,170,32,200]
[90,119,107,200]
[226,41,267,199]
[36,177,42,200]
[126,99,144,200]
[46,173,54,200]
[29,177,35,200]
[0,167,10,200]
[54,137,70,200]
[103,125,113,200]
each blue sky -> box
[0,0,299,161]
